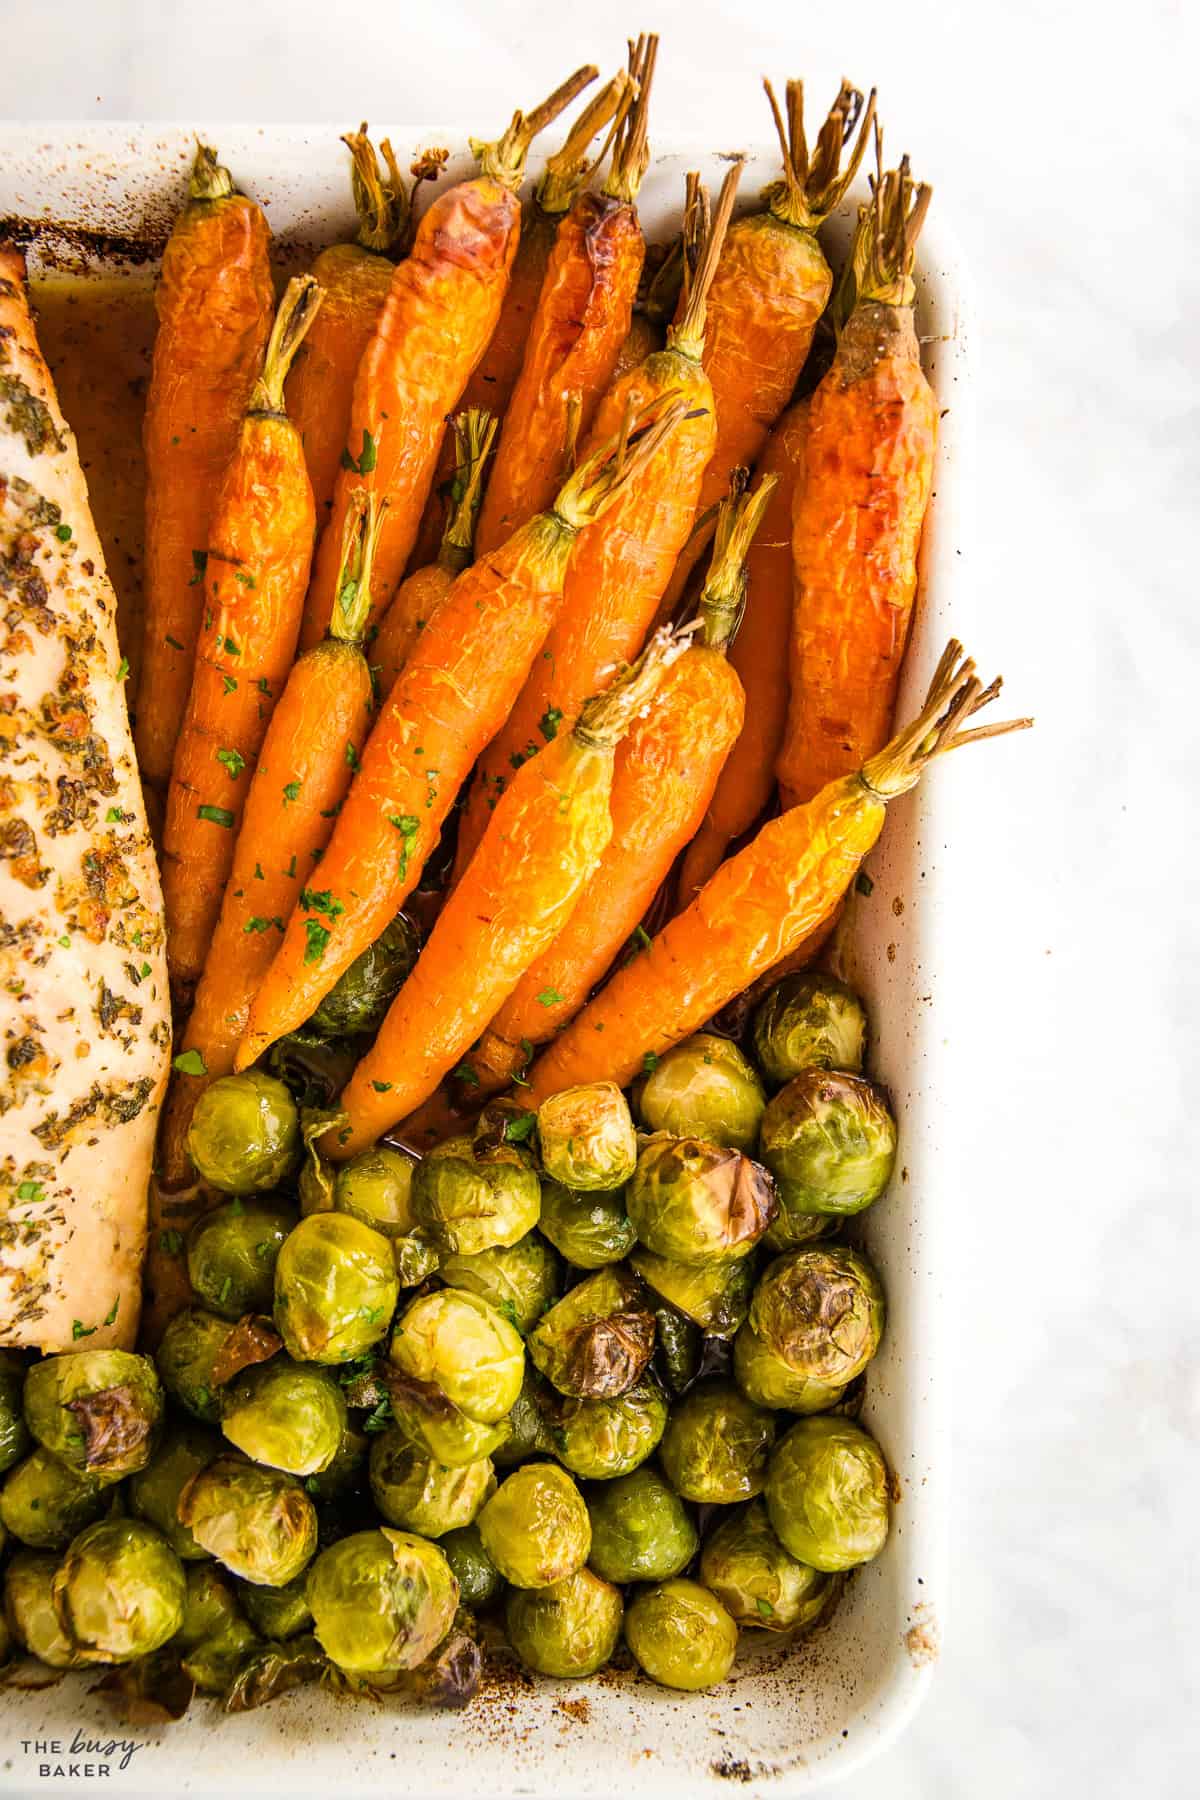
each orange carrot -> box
[778,152,937,808]
[330,631,685,1157]
[160,277,322,1010]
[474,36,657,555]
[452,162,742,878]
[526,643,1031,1102]
[235,397,689,1070]
[137,145,273,793]
[372,409,496,701]
[676,398,809,903]
[296,67,598,651]
[653,78,876,625]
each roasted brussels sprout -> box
[733,1326,846,1412]
[746,1246,884,1393]
[506,1567,623,1677]
[585,1467,698,1584]
[274,1212,399,1364]
[439,1231,561,1333]
[23,1349,162,1481]
[188,1071,301,1195]
[386,1379,511,1470]
[173,1563,260,1692]
[625,1579,737,1691]
[536,1082,637,1192]
[549,1372,668,1480]
[636,1034,766,1151]
[128,1424,223,1559]
[178,1455,318,1586]
[655,1306,703,1393]
[0,1352,30,1475]
[186,1197,296,1319]
[267,1029,361,1113]
[627,1136,776,1266]
[368,1432,495,1536]
[307,913,419,1039]
[752,972,867,1086]
[221,1358,348,1476]
[765,1417,890,1572]
[528,1267,655,1399]
[700,1499,830,1631]
[390,1289,524,1426]
[402,1618,482,1708]
[758,1071,896,1219]
[477,1464,590,1588]
[238,1573,313,1641]
[659,1380,775,1504]
[53,1518,186,1663]
[5,1550,82,1668]
[155,1307,233,1423]
[301,1423,368,1501]
[410,1136,540,1256]
[629,1246,755,1337]
[0,1447,105,1550]
[763,1209,834,1253]
[471,1094,538,1156]
[393,1232,442,1287]
[491,1369,555,1468]
[333,1146,417,1239]
[440,1523,504,1610]
[537,1181,636,1270]
[307,1527,458,1674]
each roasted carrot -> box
[526,643,1031,1102]
[235,397,688,1069]
[778,152,937,808]
[474,36,657,555]
[610,310,663,383]
[676,399,809,902]
[372,409,496,701]
[401,475,776,1150]
[653,78,876,624]
[407,70,632,573]
[452,163,743,877]
[331,631,685,1157]
[160,277,322,1010]
[298,66,597,648]
[136,144,273,794]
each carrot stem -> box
[697,472,779,652]
[572,625,689,747]
[670,162,743,358]
[554,395,688,530]
[329,488,385,644]
[762,78,877,231]
[250,275,323,414]
[476,65,600,189]
[188,142,235,203]
[342,124,410,254]
[537,69,635,214]
[603,33,659,203]
[440,409,497,572]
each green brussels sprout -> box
[506,1566,622,1677]
[334,1146,417,1239]
[659,1380,775,1504]
[5,1550,82,1668]
[238,1573,313,1641]
[307,1527,458,1674]
[537,1180,636,1270]
[655,1306,702,1393]
[221,1358,348,1476]
[535,1082,637,1192]
[307,913,419,1039]
[187,1071,301,1195]
[387,1381,512,1469]
[53,1518,186,1663]
[267,1028,361,1112]
[174,1564,260,1692]
[747,1247,884,1390]
[440,1523,504,1610]
[763,1210,834,1253]
[393,1233,442,1287]
[733,1326,846,1412]
[128,1425,223,1559]
[492,1369,555,1468]
[549,1372,668,1480]
[585,1466,698,1584]
[186,1197,297,1320]
[527,1267,655,1399]
[758,1071,896,1220]
[471,1095,538,1156]
[700,1498,830,1631]
[477,1464,590,1588]
[636,1034,766,1151]
[301,1424,367,1501]
[0,1352,30,1475]
[155,1307,233,1423]
[624,1579,737,1691]
[0,1447,105,1550]
[23,1349,162,1481]
[410,1137,541,1256]
[368,1431,495,1536]
[765,1416,890,1572]
[274,1212,400,1364]
[178,1455,317,1586]
[627,1136,777,1266]
[629,1246,755,1337]
[752,972,867,1086]
[389,1290,524,1425]
[439,1230,561,1333]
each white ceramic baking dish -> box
[0,122,973,1796]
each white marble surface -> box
[6,0,1198,1792]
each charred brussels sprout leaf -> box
[24,1349,162,1481]
[186,1197,296,1320]
[700,1499,831,1632]
[635,1033,766,1150]
[389,1289,524,1425]
[752,972,867,1086]
[128,1425,223,1560]
[5,1550,84,1668]
[477,1463,590,1588]
[585,1466,698,1585]
[747,1246,884,1388]
[537,1180,636,1270]
[274,1213,399,1364]
[410,1136,540,1256]
[440,1523,505,1610]
[548,1370,668,1481]
[765,1416,891,1572]
[266,1030,361,1111]
[238,1573,313,1641]
[527,1267,655,1399]
[491,1369,555,1468]
[368,1430,495,1536]
[758,1071,896,1220]
[659,1380,775,1504]
[535,1082,637,1192]
[438,1231,561,1334]
[0,1354,30,1476]
[402,1619,482,1708]
[654,1304,703,1394]
[155,1309,236,1423]
[306,913,419,1039]
[0,1447,105,1550]
[627,1136,777,1266]
[506,1567,622,1677]
[220,1359,348,1476]
[624,1579,737,1691]
[53,1518,186,1663]
[307,1527,458,1674]
[187,1072,301,1195]
[382,1368,512,1469]
[630,1246,756,1337]
[178,1455,318,1586]
[333,1146,417,1239]
[223,1633,332,1712]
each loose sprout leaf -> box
[173,1049,208,1076]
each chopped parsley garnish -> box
[304,920,331,964]
[197,804,235,828]
[216,746,246,779]
[173,1049,208,1076]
